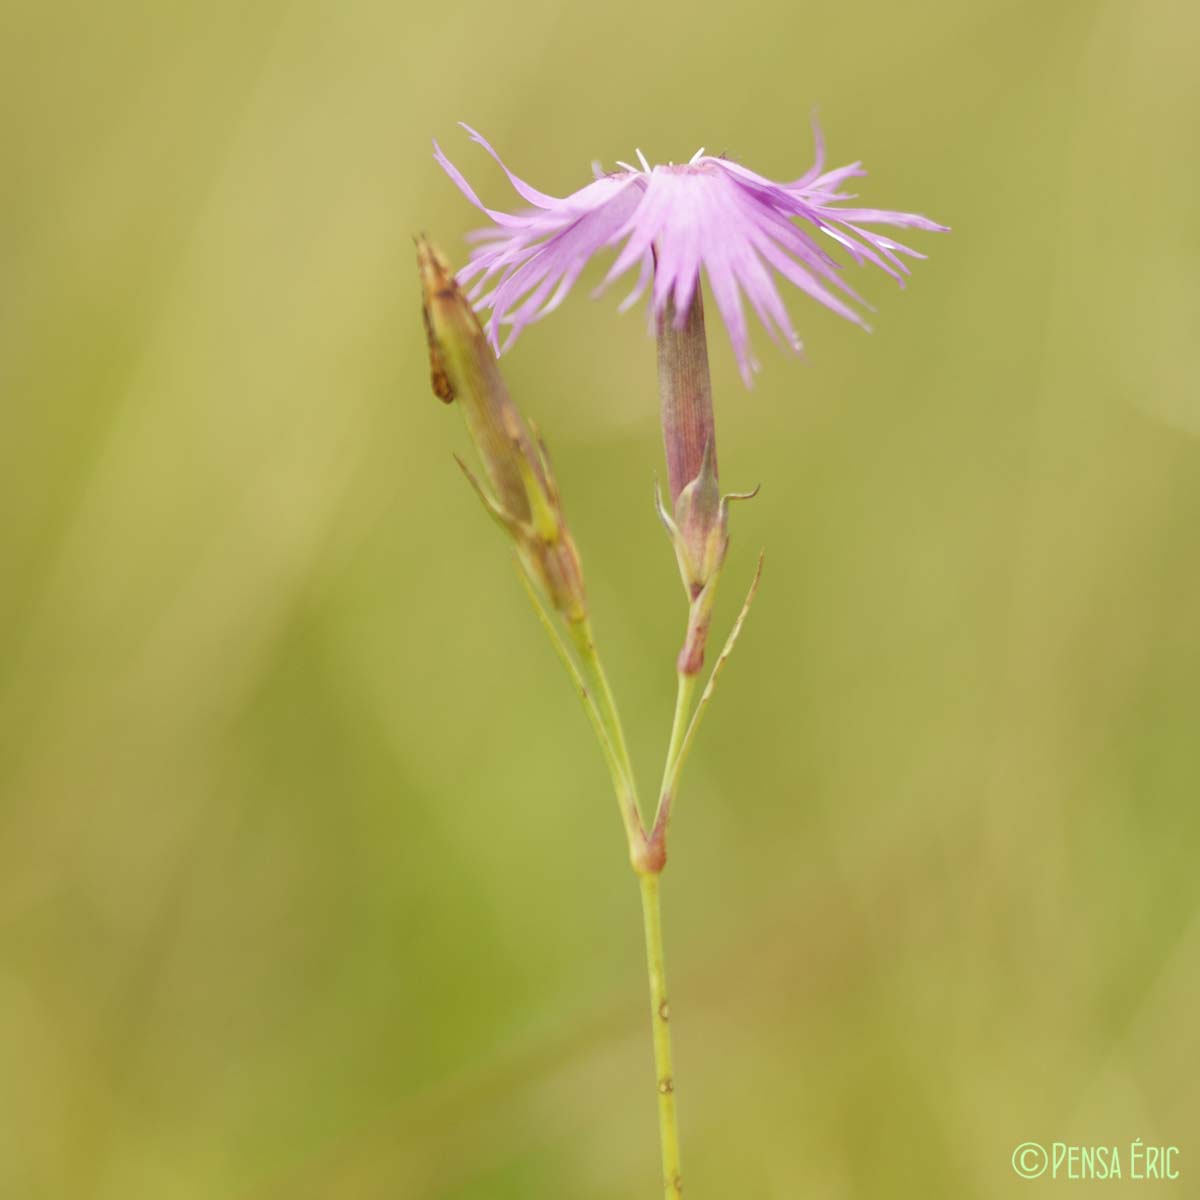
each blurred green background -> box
[3,1,1199,1196]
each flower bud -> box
[418,237,587,624]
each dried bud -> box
[418,236,587,624]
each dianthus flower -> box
[435,122,947,385]
[421,119,949,1200]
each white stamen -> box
[616,160,639,173]
[636,148,651,172]
[820,227,854,248]
[689,146,706,163]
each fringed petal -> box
[434,124,946,381]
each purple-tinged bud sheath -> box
[655,289,727,675]
[656,293,716,507]
[654,289,759,676]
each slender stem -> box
[569,617,646,849]
[567,615,686,1200]
[516,561,706,1198]
[516,566,630,810]
[639,873,682,1198]
[652,670,697,836]
[661,554,765,812]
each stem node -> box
[631,829,668,876]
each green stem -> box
[652,670,697,838]
[570,618,685,1197]
[659,555,765,824]
[639,872,682,1198]
[569,617,645,850]
[519,573,703,1196]
[516,567,631,816]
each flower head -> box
[435,122,948,384]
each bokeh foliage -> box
[2,1,1198,1196]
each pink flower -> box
[434,123,948,385]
